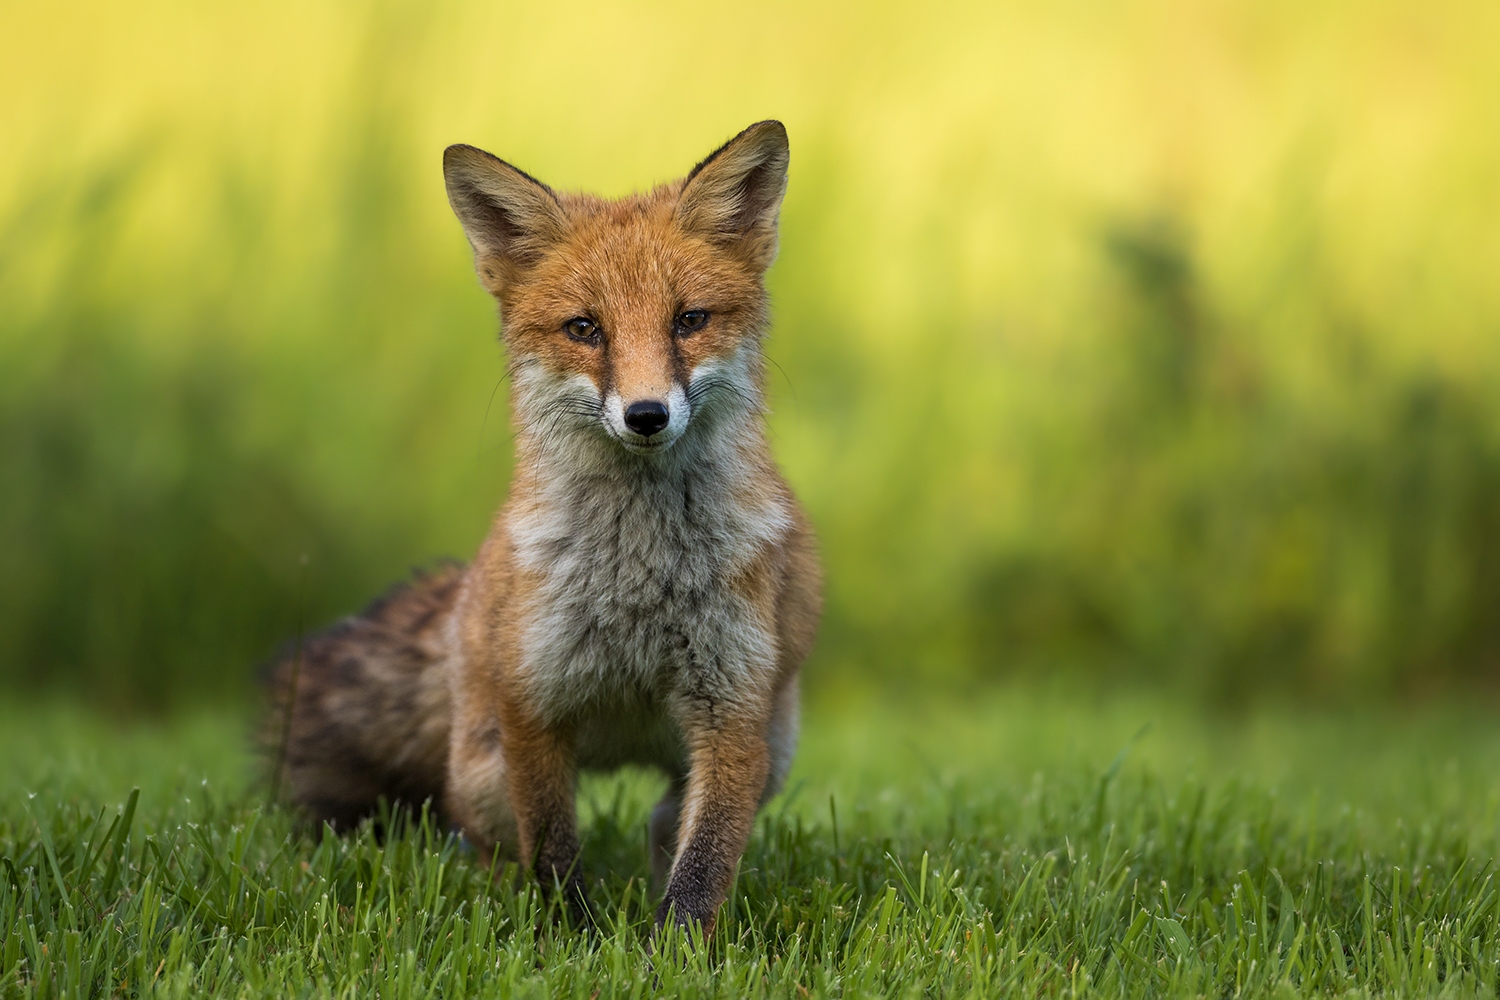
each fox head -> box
[444,121,789,457]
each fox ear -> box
[443,144,568,295]
[676,120,789,271]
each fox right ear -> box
[443,144,568,295]
[676,121,790,272]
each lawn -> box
[4,685,1500,998]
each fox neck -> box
[503,343,789,658]
[501,341,789,724]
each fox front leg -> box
[648,778,685,893]
[656,709,772,935]
[495,706,588,923]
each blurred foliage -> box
[2,0,1499,706]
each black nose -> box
[624,400,670,437]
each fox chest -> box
[506,469,787,723]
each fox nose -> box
[624,400,670,437]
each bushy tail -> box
[265,562,464,830]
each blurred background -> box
[3,0,1498,712]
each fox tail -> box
[264,562,463,830]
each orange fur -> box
[268,121,821,935]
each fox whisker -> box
[689,376,761,416]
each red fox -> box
[268,121,822,935]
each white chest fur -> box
[507,429,790,725]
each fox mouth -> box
[610,427,681,454]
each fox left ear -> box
[676,120,789,272]
[444,144,569,297]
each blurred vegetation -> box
[3,0,1499,707]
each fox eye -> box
[563,317,600,344]
[675,310,710,335]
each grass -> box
[5,686,1500,997]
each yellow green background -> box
[4,0,1498,705]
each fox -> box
[266,120,822,935]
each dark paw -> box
[554,880,593,931]
[654,896,715,939]
[534,863,592,932]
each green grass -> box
[5,687,1500,997]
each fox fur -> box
[266,121,822,934]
